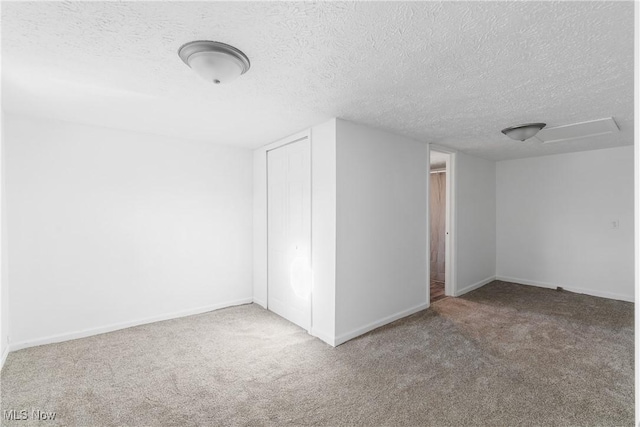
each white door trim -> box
[264,130,311,153]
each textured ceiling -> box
[1,1,634,160]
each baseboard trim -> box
[9,297,254,352]
[495,276,557,290]
[0,346,9,371]
[334,302,429,346]
[310,328,336,347]
[254,299,336,346]
[496,276,634,302]
[252,298,267,309]
[455,276,496,297]
[563,286,634,302]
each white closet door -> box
[267,138,311,331]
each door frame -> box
[253,129,312,331]
[427,144,457,302]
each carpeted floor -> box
[0,281,634,426]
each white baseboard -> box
[562,286,634,302]
[0,346,9,371]
[254,299,336,346]
[495,276,557,290]
[9,297,254,352]
[252,298,267,309]
[310,328,336,347]
[496,276,634,302]
[455,276,496,297]
[334,302,429,346]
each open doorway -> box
[429,147,455,303]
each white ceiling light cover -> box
[501,123,546,141]
[178,41,250,84]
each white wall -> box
[309,120,337,344]
[252,148,268,308]
[1,111,9,367]
[5,114,254,348]
[335,119,428,343]
[496,146,634,301]
[454,152,497,295]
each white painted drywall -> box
[253,122,337,345]
[455,152,497,295]
[252,149,268,308]
[4,114,254,347]
[1,110,9,367]
[309,119,337,345]
[334,119,428,343]
[496,146,634,301]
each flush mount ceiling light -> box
[178,41,250,84]
[501,123,546,141]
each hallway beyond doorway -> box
[430,280,446,303]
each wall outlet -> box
[611,220,619,229]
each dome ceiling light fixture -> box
[178,40,250,85]
[501,123,547,141]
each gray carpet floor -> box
[0,280,634,426]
